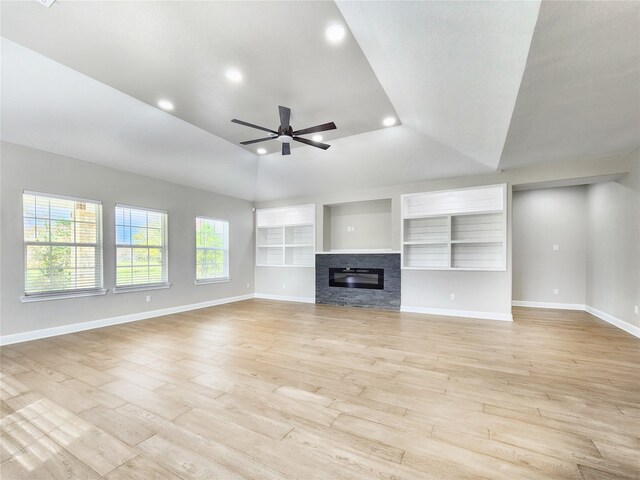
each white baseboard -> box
[512,300,587,310]
[401,305,513,322]
[0,294,255,346]
[585,305,640,338]
[254,293,315,304]
[511,300,639,338]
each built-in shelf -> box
[256,204,315,267]
[316,249,400,255]
[401,184,506,271]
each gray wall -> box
[255,150,635,317]
[0,142,255,336]
[328,199,392,251]
[587,150,640,328]
[513,186,588,305]
[256,179,513,316]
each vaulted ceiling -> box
[1,1,638,201]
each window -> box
[115,205,168,290]
[22,191,104,299]
[195,217,229,283]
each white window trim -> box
[195,215,230,282]
[195,277,230,285]
[22,191,104,298]
[115,204,169,288]
[113,283,172,294]
[21,289,107,303]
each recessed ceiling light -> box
[325,24,346,44]
[312,135,323,142]
[157,99,174,111]
[225,68,243,83]
[383,116,397,127]
[257,148,267,155]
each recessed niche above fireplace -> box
[322,198,392,252]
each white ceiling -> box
[0,38,258,201]
[1,1,638,202]
[499,1,640,170]
[0,1,397,155]
[336,0,541,170]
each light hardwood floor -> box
[1,299,639,479]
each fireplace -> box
[329,268,384,290]
[316,253,400,310]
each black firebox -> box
[328,268,384,290]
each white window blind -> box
[23,192,103,296]
[115,205,168,288]
[196,217,229,281]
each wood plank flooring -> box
[1,300,639,479]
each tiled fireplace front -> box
[315,253,401,310]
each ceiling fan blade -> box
[282,143,291,155]
[279,106,291,130]
[292,136,330,150]
[292,122,336,136]
[231,119,277,134]
[240,136,276,145]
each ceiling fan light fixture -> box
[257,148,267,155]
[325,24,346,44]
[232,106,336,155]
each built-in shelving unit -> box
[256,204,315,267]
[401,184,507,271]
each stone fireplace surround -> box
[315,253,401,310]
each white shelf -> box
[315,250,400,254]
[450,239,503,244]
[401,184,506,271]
[403,240,449,245]
[256,205,315,267]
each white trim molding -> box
[401,305,513,322]
[113,283,172,294]
[512,301,640,338]
[254,293,315,304]
[21,289,108,303]
[512,300,587,310]
[0,294,254,346]
[585,306,640,338]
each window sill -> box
[21,289,108,303]
[195,277,231,285]
[113,283,171,294]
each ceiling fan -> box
[232,106,337,155]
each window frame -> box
[195,216,230,285]
[113,203,170,293]
[21,190,106,302]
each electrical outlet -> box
[553,244,559,251]
[635,305,639,315]
[450,293,456,301]
[553,289,559,295]
[146,295,151,303]
[282,283,286,289]
[347,226,355,233]
[246,282,250,289]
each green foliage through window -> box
[23,193,102,295]
[196,217,229,280]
